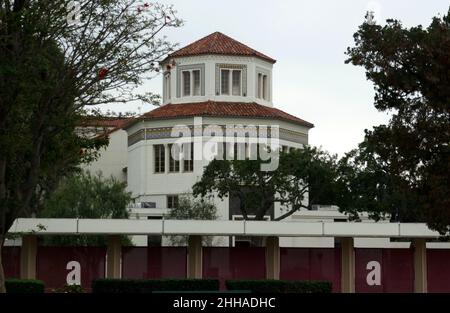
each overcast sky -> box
[102,0,449,156]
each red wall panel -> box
[1,247,21,278]
[203,247,266,290]
[122,247,187,279]
[280,248,341,293]
[355,249,414,293]
[36,247,106,291]
[427,249,450,293]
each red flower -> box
[98,68,108,80]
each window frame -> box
[154,144,165,173]
[168,143,180,173]
[183,142,194,172]
[167,195,179,209]
[220,68,242,96]
[164,72,171,101]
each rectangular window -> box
[232,70,241,96]
[183,142,194,172]
[154,145,165,173]
[221,69,230,95]
[182,71,190,96]
[282,145,288,153]
[164,73,171,101]
[262,75,268,100]
[167,195,179,209]
[192,70,201,96]
[257,73,262,98]
[168,144,180,172]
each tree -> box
[0,0,181,292]
[342,8,450,234]
[193,146,339,221]
[38,172,132,246]
[164,196,218,246]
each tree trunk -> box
[0,235,6,293]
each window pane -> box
[232,70,241,96]
[257,73,262,98]
[167,195,179,209]
[183,71,190,96]
[263,75,268,100]
[169,144,180,172]
[154,145,165,173]
[183,142,194,172]
[193,70,200,96]
[221,69,230,95]
[164,74,171,101]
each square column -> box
[187,235,202,279]
[413,238,427,293]
[20,235,37,279]
[106,235,122,279]
[265,236,280,280]
[340,237,355,293]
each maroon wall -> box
[2,247,21,278]
[355,249,414,292]
[427,249,450,293]
[122,247,187,279]
[203,247,266,290]
[36,247,106,291]
[280,248,341,293]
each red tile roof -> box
[164,32,276,64]
[79,116,131,128]
[124,102,313,129]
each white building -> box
[83,32,395,248]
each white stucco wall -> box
[162,55,274,107]
[82,129,128,182]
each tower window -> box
[154,144,165,173]
[164,73,171,101]
[193,70,201,96]
[221,69,230,95]
[182,71,191,96]
[257,73,269,100]
[220,69,242,96]
[232,70,241,96]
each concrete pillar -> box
[20,235,37,279]
[187,235,202,279]
[340,237,355,293]
[413,238,427,293]
[265,236,280,280]
[106,235,121,279]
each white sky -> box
[101,0,449,156]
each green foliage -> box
[225,280,332,293]
[343,7,450,233]
[52,284,85,293]
[0,0,181,292]
[165,196,218,246]
[5,279,45,293]
[39,172,132,246]
[91,279,220,293]
[193,146,340,221]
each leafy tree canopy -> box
[39,172,132,246]
[165,196,218,246]
[342,8,450,233]
[193,146,339,221]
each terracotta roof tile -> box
[124,102,313,129]
[80,117,131,128]
[164,32,276,64]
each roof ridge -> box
[164,32,276,64]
